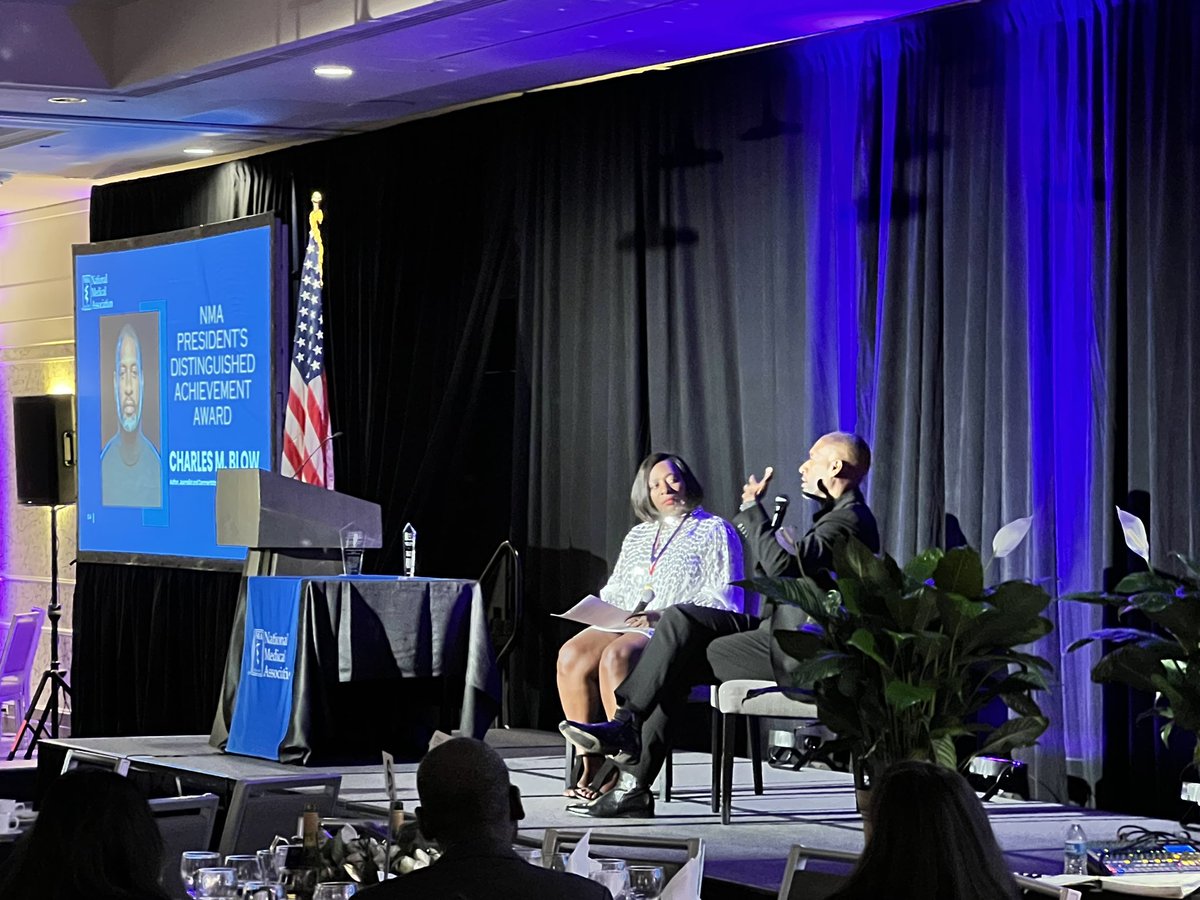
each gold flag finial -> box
[309,191,324,272]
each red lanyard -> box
[648,510,693,576]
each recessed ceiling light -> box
[183,148,215,156]
[313,64,353,79]
[48,96,87,104]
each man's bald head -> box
[415,738,521,845]
[800,432,871,500]
[817,432,871,482]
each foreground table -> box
[210,575,499,763]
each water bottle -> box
[402,523,417,577]
[1063,822,1088,875]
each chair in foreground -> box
[0,608,46,736]
[150,793,220,899]
[711,679,828,825]
[777,844,858,900]
[217,773,341,857]
[542,830,703,886]
[61,746,131,776]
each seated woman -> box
[0,768,171,900]
[556,452,743,801]
[828,760,1018,900]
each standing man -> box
[560,432,879,818]
[101,323,162,507]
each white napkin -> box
[567,830,592,877]
[661,858,702,900]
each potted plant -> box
[1066,510,1200,766]
[743,531,1053,800]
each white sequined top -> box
[598,507,744,613]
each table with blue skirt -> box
[209,575,500,764]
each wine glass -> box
[547,852,573,871]
[181,851,221,898]
[195,866,238,898]
[240,884,286,900]
[225,854,263,885]
[313,882,358,899]
[623,865,665,899]
[588,858,629,898]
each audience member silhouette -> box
[829,761,1017,900]
[0,768,170,900]
[362,737,608,899]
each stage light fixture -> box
[314,64,353,79]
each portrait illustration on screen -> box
[99,313,163,508]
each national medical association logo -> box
[249,627,292,681]
[81,273,113,310]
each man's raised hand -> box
[741,466,774,504]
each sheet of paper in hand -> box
[553,595,652,634]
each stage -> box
[33,730,1189,896]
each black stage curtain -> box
[77,0,1200,816]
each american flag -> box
[280,198,334,488]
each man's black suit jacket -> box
[732,487,880,630]
[361,844,610,900]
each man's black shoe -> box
[559,717,641,764]
[566,778,654,819]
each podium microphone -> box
[770,494,790,529]
[293,431,343,479]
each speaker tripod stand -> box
[9,505,72,760]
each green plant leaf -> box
[1001,692,1044,718]
[904,548,944,584]
[1161,720,1175,748]
[1114,571,1176,594]
[990,581,1052,621]
[737,576,836,623]
[1066,627,1175,654]
[1140,597,1200,648]
[934,547,984,599]
[848,628,890,669]
[1062,591,1124,606]
[930,587,983,634]
[787,652,852,688]
[773,626,827,663]
[1091,645,1173,693]
[884,680,935,710]
[931,734,958,769]
[975,715,1048,757]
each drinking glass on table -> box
[181,851,222,898]
[313,882,358,899]
[513,847,543,866]
[225,854,262,885]
[589,858,629,898]
[241,884,286,900]
[547,851,572,871]
[195,866,238,898]
[622,865,665,899]
[256,848,280,883]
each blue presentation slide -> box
[75,221,276,562]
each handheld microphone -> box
[293,431,343,479]
[770,494,790,529]
[632,589,654,615]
